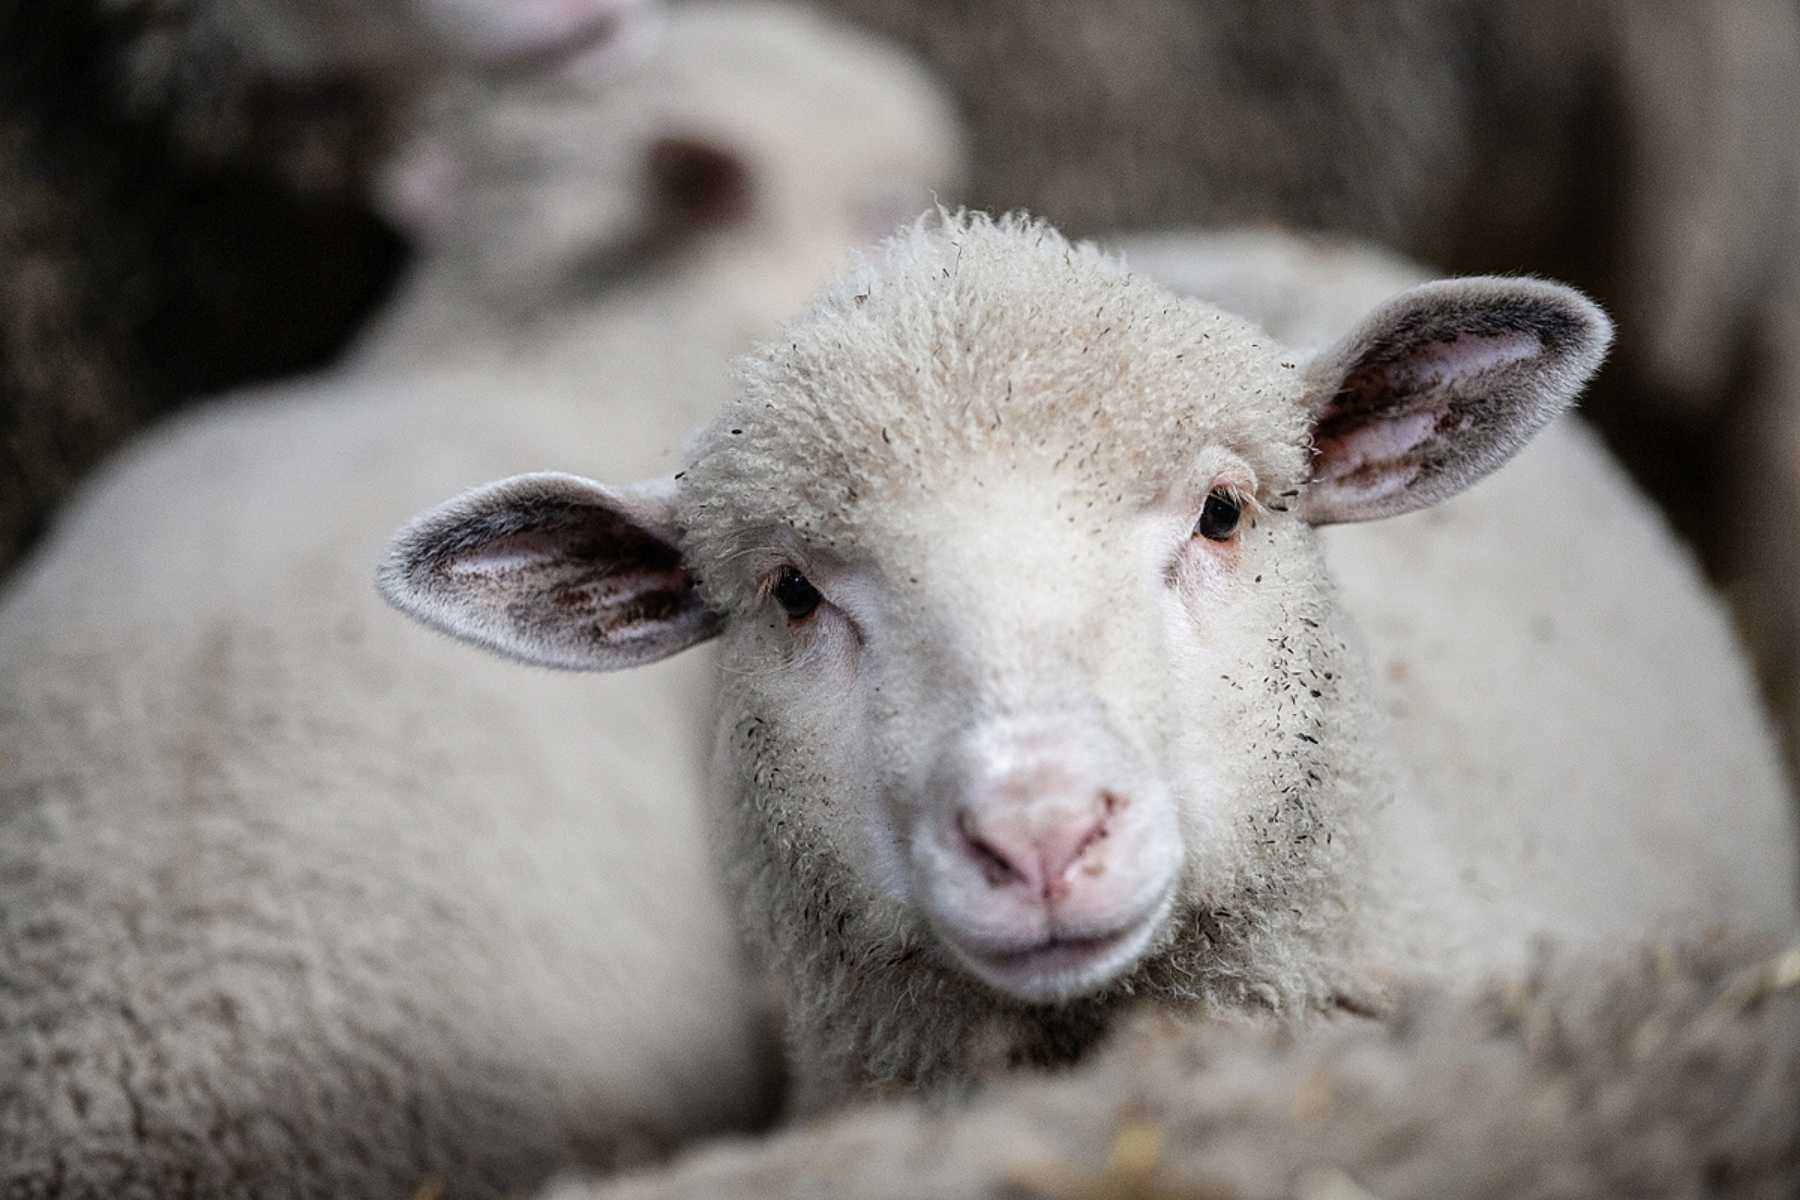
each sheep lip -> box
[936,890,1173,1004]
[982,927,1136,968]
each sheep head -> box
[380,213,1610,1011]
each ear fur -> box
[377,472,718,670]
[1301,277,1613,524]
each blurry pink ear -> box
[648,135,751,228]
[376,141,465,239]
[1300,278,1612,525]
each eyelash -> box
[1194,484,1252,542]
[770,564,822,620]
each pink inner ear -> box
[437,519,694,628]
[1312,409,1438,484]
[449,531,571,577]
[1311,330,1542,499]
[1395,330,1541,389]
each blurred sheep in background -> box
[0,4,960,1194]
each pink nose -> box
[955,792,1122,903]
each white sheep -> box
[382,213,1800,1114]
[0,8,959,1196]
[537,934,1800,1200]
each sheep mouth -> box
[985,926,1141,971]
[937,891,1173,1005]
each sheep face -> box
[380,214,1611,1011]
[696,456,1314,1005]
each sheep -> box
[0,0,659,576]
[381,211,1800,1114]
[535,933,1800,1200]
[0,7,961,1196]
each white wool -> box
[0,8,961,1195]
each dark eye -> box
[772,565,822,620]
[1196,489,1242,542]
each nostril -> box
[1070,814,1108,863]
[1044,806,1111,886]
[957,809,1030,889]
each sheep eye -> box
[772,566,822,620]
[1195,489,1243,542]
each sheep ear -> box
[377,472,719,671]
[1299,278,1612,524]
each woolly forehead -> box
[678,220,1311,601]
